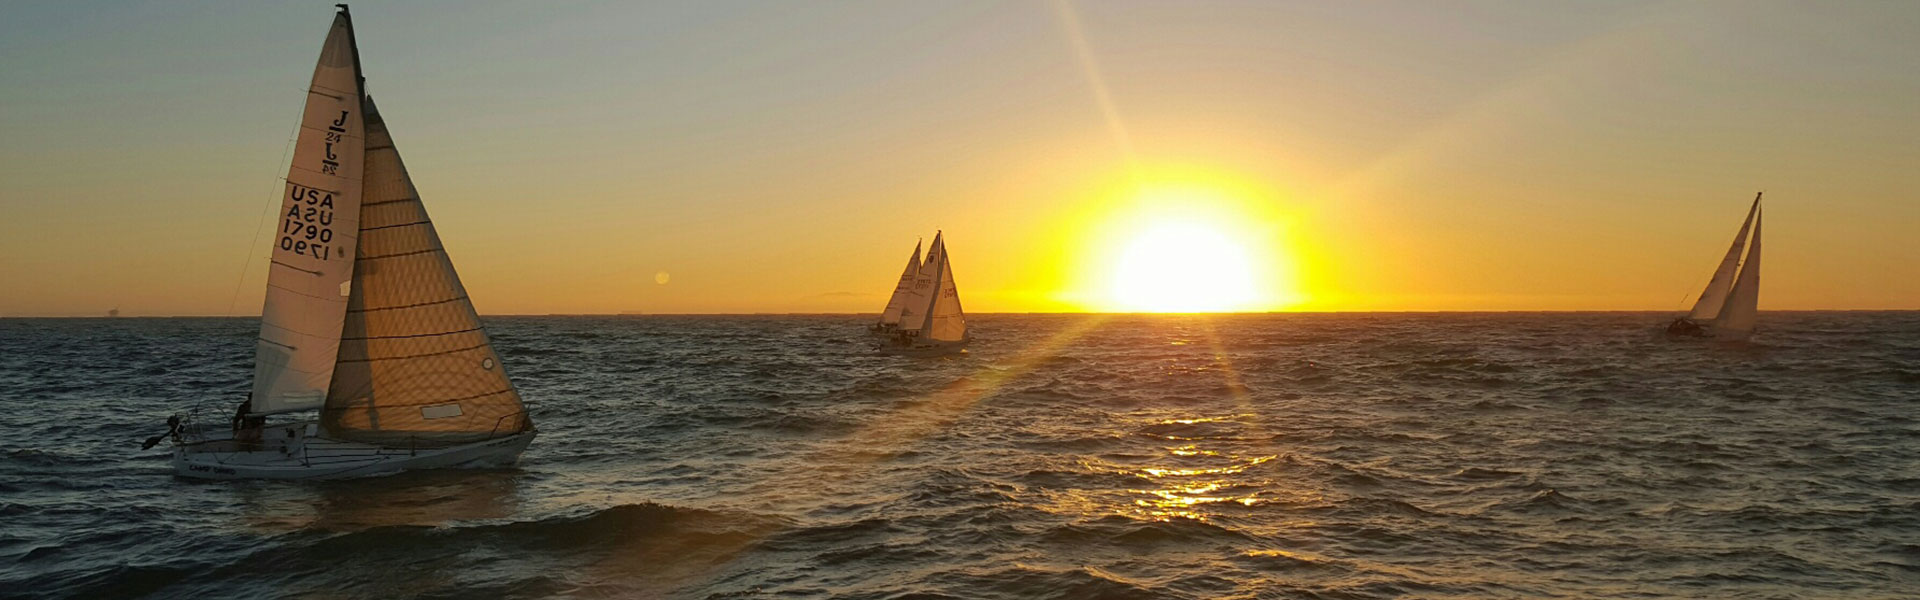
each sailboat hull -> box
[171,421,534,481]
[1664,318,1708,337]
[878,337,969,357]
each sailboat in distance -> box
[869,240,922,337]
[1667,193,1762,340]
[158,6,534,479]
[882,231,968,356]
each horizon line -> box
[8,308,1919,319]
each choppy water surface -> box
[2,313,1917,599]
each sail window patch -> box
[420,403,464,420]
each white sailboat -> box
[160,6,534,479]
[882,231,968,355]
[1667,192,1762,340]
[869,240,922,337]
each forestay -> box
[251,13,365,415]
[1686,194,1760,322]
[322,98,530,444]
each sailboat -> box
[159,6,534,479]
[868,240,922,337]
[1667,192,1762,340]
[882,231,968,355]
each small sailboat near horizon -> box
[155,6,534,479]
[880,231,967,355]
[1667,192,1762,340]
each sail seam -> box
[361,198,419,207]
[360,220,431,232]
[325,389,517,409]
[288,164,352,179]
[270,260,324,276]
[265,282,346,302]
[359,247,445,261]
[281,182,343,195]
[338,342,489,363]
[309,83,355,98]
[260,320,342,339]
[350,296,469,313]
[342,327,483,341]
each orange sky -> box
[2,1,1916,316]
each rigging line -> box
[227,86,311,317]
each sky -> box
[2,0,1916,316]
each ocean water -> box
[1,313,1917,599]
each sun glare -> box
[1062,171,1306,313]
[1110,222,1259,312]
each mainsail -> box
[1686,193,1761,322]
[878,242,922,326]
[251,12,365,415]
[322,97,530,444]
[1715,207,1762,338]
[923,237,966,343]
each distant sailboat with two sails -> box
[1667,193,1762,340]
[876,232,967,355]
[153,6,534,479]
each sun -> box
[1059,171,1306,313]
[1109,221,1260,312]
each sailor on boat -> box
[231,395,265,450]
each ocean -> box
[1,313,1916,599]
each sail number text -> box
[280,110,350,262]
[281,184,338,261]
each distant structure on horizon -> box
[107,308,120,318]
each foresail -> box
[879,242,921,326]
[1716,207,1762,338]
[251,12,365,415]
[898,235,942,332]
[925,243,966,343]
[322,97,530,444]
[1686,193,1760,321]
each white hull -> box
[172,421,534,481]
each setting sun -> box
[1110,222,1258,312]
[1068,175,1305,313]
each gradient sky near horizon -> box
[2,0,1916,316]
